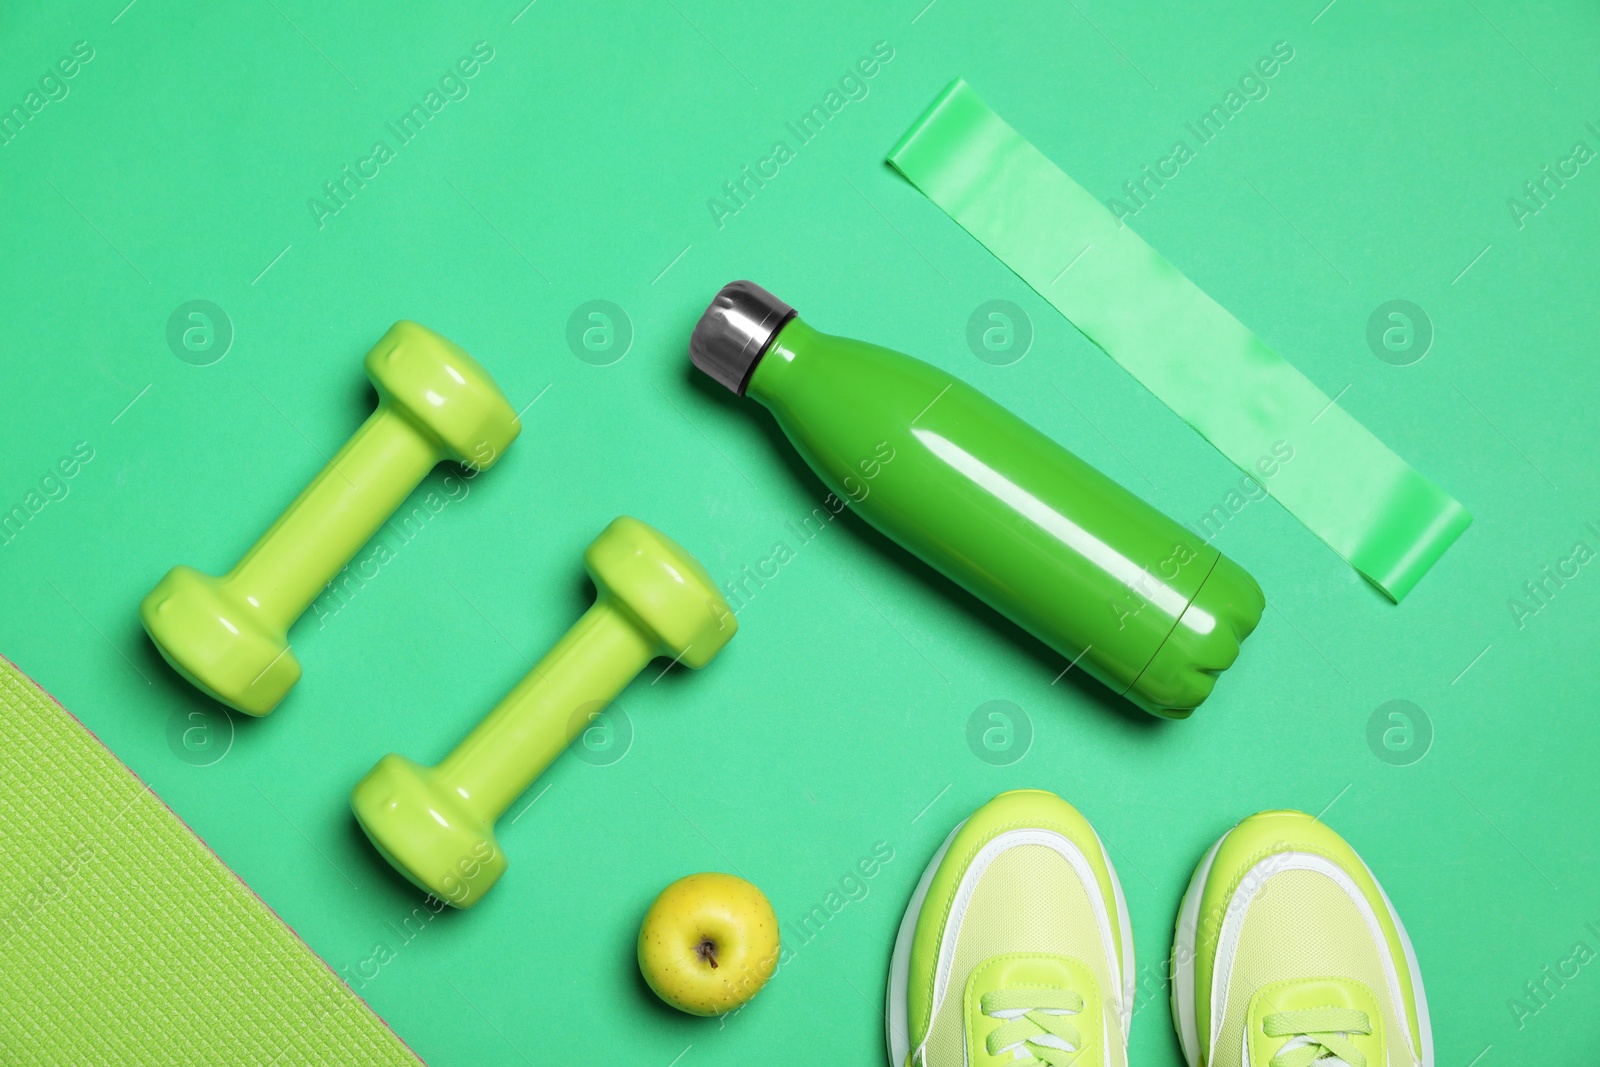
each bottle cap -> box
[689,281,796,395]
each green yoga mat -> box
[0,657,421,1066]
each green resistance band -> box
[887,79,1469,601]
[0,658,421,1066]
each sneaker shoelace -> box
[1263,1007,1372,1067]
[980,988,1084,1066]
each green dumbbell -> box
[140,321,520,716]
[351,516,737,909]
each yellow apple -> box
[637,872,779,1016]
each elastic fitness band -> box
[887,79,1469,601]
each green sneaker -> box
[1170,810,1433,1067]
[887,789,1133,1067]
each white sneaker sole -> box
[884,817,1136,1066]
[1168,827,1435,1067]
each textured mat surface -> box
[0,658,422,1066]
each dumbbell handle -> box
[226,404,439,627]
[436,598,655,824]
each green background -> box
[2,0,1597,1063]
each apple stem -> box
[696,937,719,969]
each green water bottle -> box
[689,281,1264,718]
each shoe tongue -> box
[963,954,1104,1067]
[1247,977,1386,1066]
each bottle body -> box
[744,318,1262,717]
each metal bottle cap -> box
[688,281,796,395]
